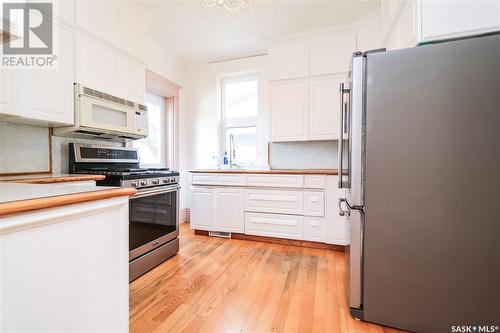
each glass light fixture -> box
[204,0,248,12]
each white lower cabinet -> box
[191,187,215,231]
[215,188,244,233]
[190,173,348,245]
[245,212,304,240]
[324,176,349,245]
[304,217,325,242]
[245,189,304,215]
[304,191,325,217]
[190,186,244,233]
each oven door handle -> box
[131,185,181,199]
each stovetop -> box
[68,143,180,189]
[78,167,175,178]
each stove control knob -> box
[163,178,170,184]
[169,177,176,183]
[130,181,139,187]
[140,180,148,186]
[152,179,160,185]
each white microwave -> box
[53,84,148,142]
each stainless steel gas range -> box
[69,143,180,281]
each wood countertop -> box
[189,169,340,175]
[0,174,105,184]
[0,183,136,217]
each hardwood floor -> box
[130,223,404,333]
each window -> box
[134,92,167,167]
[221,74,260,165]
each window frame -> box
[219,73,262,166]
[133,91,168,168]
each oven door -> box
[128,185,180,261]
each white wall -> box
[180,55,269,208]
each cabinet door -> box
[245,189,304,215]
[191,187,215,231]
[27,26,74,126]
[304,191,325,217]
[421,0,500,42]
[115,55,145,104]
[215,188,244,233]
[304,217,325,242]
[309,76,344,140]
[357,14,383,52]
[269,80,308,142]
[381,0,396,41]
[397,0,419,49]
[75,1,115,44]
[309,30,356,76]
[245,212,304,240]
[268,39,309,80]
[0,68,23,119]
[75,34,116,95]
[324,176,349,245]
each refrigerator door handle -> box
[338,198,350,216]
[338,82,351,189]
[338,83,345,189]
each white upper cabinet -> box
[357,13,383,52]
[75,34,145,103]
[75,0,147,61]
[269,80,309,142]
[27,25,75,126]
[398,0,419,49]
[421,0,500,42]
[0,25,74,126]
[308,76,343,141]
[309,30,356,76]
[381,0,397,42]
[75,34,116,95]
[75,1,116,45]
[0,69,20,120]
[115,54,146,104]
[268,39,309,80]
[383,0,500,50]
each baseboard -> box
[180,208,190,224]
[193,229,345,251]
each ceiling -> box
[140,0,380,63]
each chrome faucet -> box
[229,133,236,167]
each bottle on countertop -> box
[223,151,228,165]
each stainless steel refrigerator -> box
[338,33,500,332]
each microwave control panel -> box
[134,111,149,135]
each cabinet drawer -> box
[304,175,326,189]
[216,174,244,186]
[245,189,304,215]
[304,217,324,242]
[190,173,216,185]
[245,212,304,240]
[304,191,325,217]
[244,174,304,188]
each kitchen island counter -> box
[0,182,136,217]
[0,173,105,184]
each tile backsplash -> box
[0,121,122,175]
[0,122,50,174]
[270,140,339,169]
